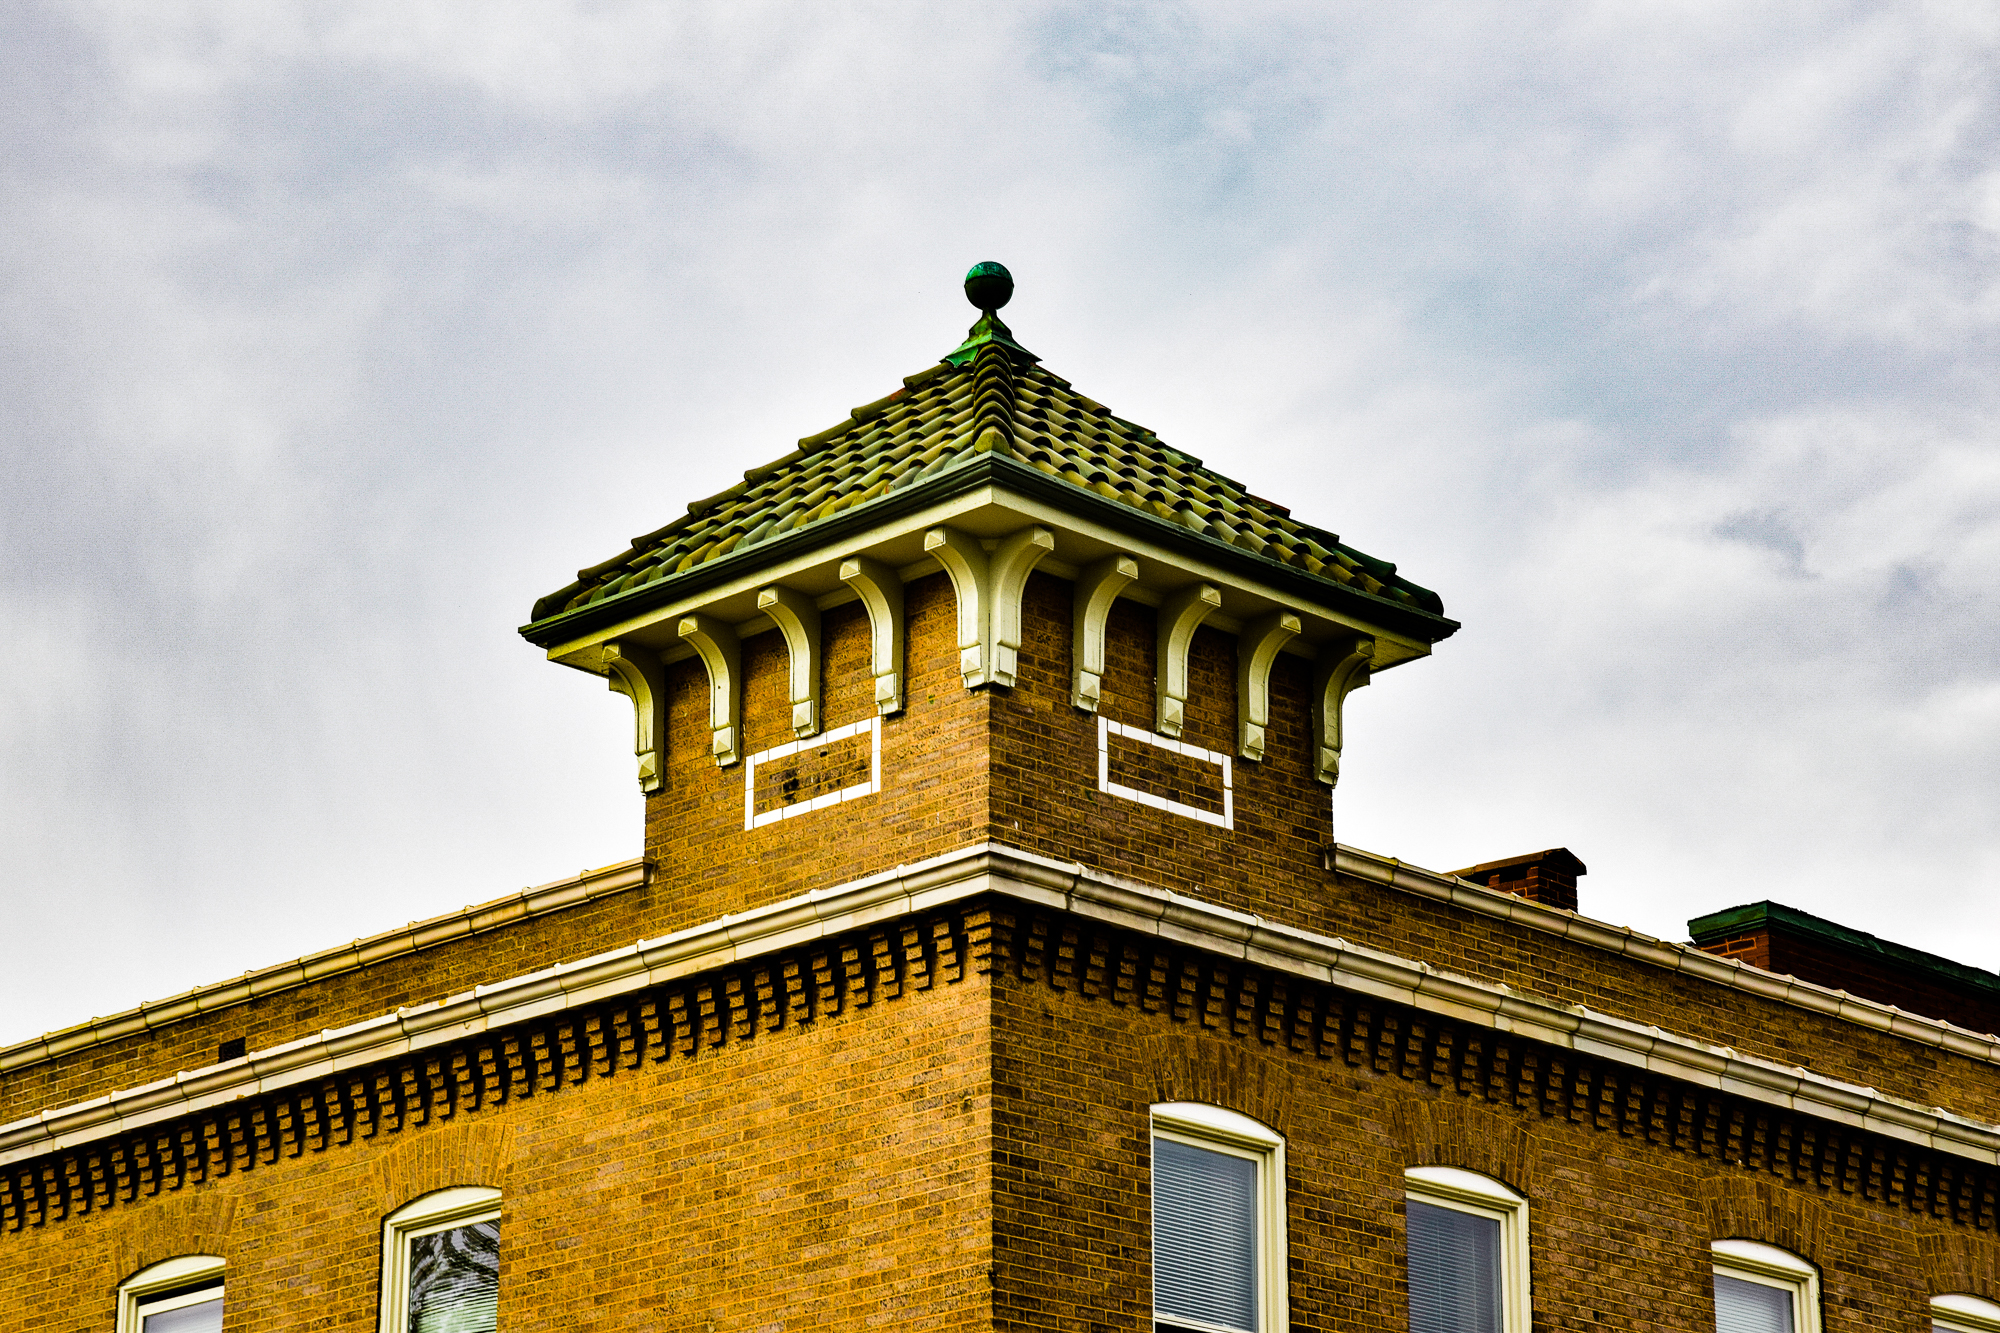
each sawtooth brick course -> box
[982,571,2000,1122]
[9,894,2000,1330]
[0,930,992,1333]
[0,880,661,1130]
[14,561,2000,1333]
[19,562,2000,1151]
[981,908,1982,1333]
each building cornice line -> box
[5,843,1997,1170]
[0,859,647,1077]
[1331,845,2000,1064]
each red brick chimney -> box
[1450,848,1586,912]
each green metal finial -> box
[964,261,1013,312]
[944,261,1037,368]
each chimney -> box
[1451,848,1586,912]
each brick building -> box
[8,263,2000,1333]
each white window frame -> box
[1150,1102,1288,1333]
[1933,1294,2000,1333]
[117,1254,224,1333]
[379,1185,502,1333]
[1403,1165,1532,1333]
[1711,1239,1821,1333]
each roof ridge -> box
[967,343,1020,455]
[526,350,1452,629]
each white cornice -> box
[0,859,646,1078]
[5,843,1998,1170]
[1332,844,2000,1065]
[542,485,1427,674]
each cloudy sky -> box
[4,1,1998,1045]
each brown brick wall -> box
[21,559,2000,1160]
[1763,931,2000,1038]
[1306,878,2000,1124]
[643,572,995,934]
[978,570,2000,1120]
[0,879,667,1130]
[989,574,1333,923]
[1693,927,2000,1038]
[983,907,1989,1333]
[11,897,2000,1333]
[1706,932,1773,970]
[0,924,993,1333]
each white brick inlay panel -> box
[1097,715,1233,829]
[743,716,881,830]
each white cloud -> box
[5,0,2000,1039]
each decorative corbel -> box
[1156,583,1221,737]
[756,585,821,738]
[601,642,667,793]
[925,527,989,688]
[838,556,905,715]
[1235,611,1302,761]
[924,524,1055,689]
[676,613,742,767]
[988,526,1055,688]
[1312,637,1375,786]
[1071,554,1138,712]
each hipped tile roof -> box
[528,343,1444,628]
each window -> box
[117,1255,224,1333]
[1150,1103,1287,1333]
[1933,1294,2000,1333]
[1403,1167,1529,1333]
[1711,1240,1819,1333]
[380,1186,502,1333]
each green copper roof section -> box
[523,264,1453,638]
[944,309,1037,367]
[945,260,1037,367]
[1689,901,2000,1001]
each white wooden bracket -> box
[1155,582,1221,737]
[1236,610,1302,761]
[924,527,989,687]
[756,585,821,738]
[677,613,742,767]
[924,524,1055,689]
[1071,554,1138,712]
[601,641,667,793]
[1312,636,1375,786]
[838,556,905,715]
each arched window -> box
[1150,1103,1288,1333]
[1711,1240,1819,1333]
[116,1254,224,1333]
[379,1186,502,1333]
[1403,1166,1529,1333]
[1933,1294,2000,1333]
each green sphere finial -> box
[964,261,1013,312]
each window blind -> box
[408,1220,501,1333]
[1406,1200,1501,1333]
[1153,1137,1259,1333]
[140,1297,223,1333]
[1715,1274,1793,1333]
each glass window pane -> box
[1153,1137,1259,1333]
[141,1297,223,1333]
[409,1220,501,1333]
[1715,1274,1793,1333]
[1407,1200,1501,1333]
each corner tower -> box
[520,265,1457,933]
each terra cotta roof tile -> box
[528,323,1442,628]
